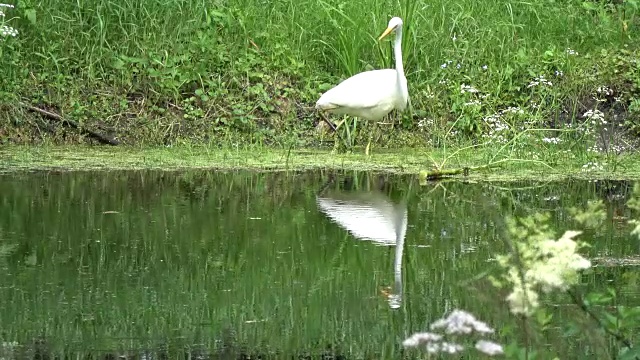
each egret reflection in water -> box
[316,175,408,309]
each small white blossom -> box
[403,309,501,357]
[582,161,604,172]
[499,229,591,316]
[482,65,488,70]
[597,86,613,96]
[417,118,434,128]
[0,3,15,8]
[460,84,479,93]
[402,332,443,347]
[502,106,524,115]
[430,309,494,335]
[506,279,539,315]
[0,24,17,37]
[439,342,464,354]
[526,230,592,292]
[555,70,564,77]
[528,75,553,88]
[566,48,578,55]
[542,137,562,144]
[464,100,481,107]
[475,340,504,356]
[583,109,606,125]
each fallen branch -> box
[419,163,500,181]
[19,102,120,145]
[419,158,552,181]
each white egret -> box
[315,17,409,154]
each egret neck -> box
[393,25,408,109]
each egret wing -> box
[319,69,397,110]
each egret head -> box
[378,17,403,41]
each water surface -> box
[0,170,638,359]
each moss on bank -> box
[3,145,640,182]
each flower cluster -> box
[479,107,526,144]
[527,74,553,88]
[482,113,510,143]
[583,109,606,125]
[542,137,562,144]
[0,3,17,38]
[403,309,503,356]
[497,224,591,316]
[460,84,479,94]
[581,161,604,172]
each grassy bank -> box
[1,0,640,151]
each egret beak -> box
[378,26,395,41]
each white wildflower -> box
[526,231,591,292]
[403,309,501,357]
[583,109,606,125]
[582,161,604,172]
[555,70,564,77]
[596,86,613,96]
[440,342,464,354]
[430,309,494,335]
[566,48,578,56]
[482,65,488,70]
[506,279,539,316]
[441,60,453,68]
[418,118,434,128]
[528,75,553,88]
[501,106,524,115]
[475,340,504,356]
[464,100,481,107]
[542,137,561,144]
[460,84,479,93]
[0,24,17,37]
[500,227,591,316]
[402,332,443,347]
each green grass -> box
[1,0,640,148]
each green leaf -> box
[603,312,620,331]
[24,8,36,25]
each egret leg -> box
[365,121,375,156]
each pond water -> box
[0,170,638,359]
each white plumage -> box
[315,17,409,152]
